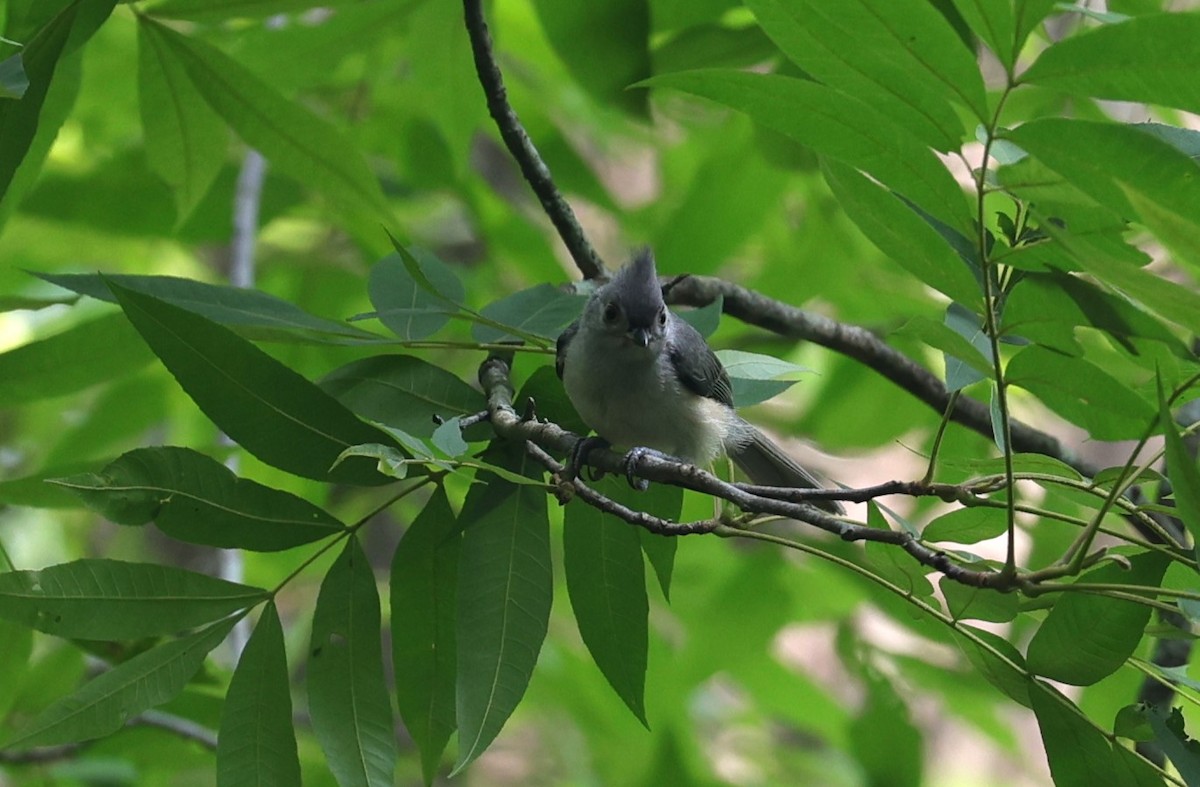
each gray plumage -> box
[556,250,841,514]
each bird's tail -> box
[728,425,844,514]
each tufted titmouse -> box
[556,250,841,514]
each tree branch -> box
[478,355,1012,589]
[665,273,1089,474]
[463,0,607,280]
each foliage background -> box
[2,0,1200,785]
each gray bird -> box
[556,250,841,514]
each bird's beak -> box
[629,327,651,348]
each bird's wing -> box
[555,318,580,379]
[667,318,734,407]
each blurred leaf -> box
[0,53,28,99]
[454,445,551,772]
[39,271,386,344]
[367,250,464,341]
[0,461,108,509]
[1026,551,1169,685]
[923,507,1008,544]
[147,0,369,20]
[849,668,923,787]
[0,292,78,311]
[645,70,973,234]
[308,537,397,787]
[52,447,345,551]
[564,493,649,726]
[0,618,32,721]
[217,602,301,787]
[2,616,235,749]
[0,311,153,405]
[138,17,392,226]
[320,355,485,439]
[674,295,722,339]
[0,0,115,204]
[1006,345,1156,441]
[653,135,789,275]
[391,486,460,785]
[940,576,1018,622]
[1031,685,1164,787]
[821,158,980,304]
[1023,13,1200,115]
[137,19,226,223]
[0,558,263,640]
[1135,121,1200,161]
[532,0,650,115]
[748,0,983,150]
[107,281,399,486]
[652,24,776,74]
[1159,376,1200,546]
[472,284,586,343]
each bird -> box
[555,249,841,514]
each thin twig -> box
[462,0,607,280]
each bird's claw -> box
[567,436,610,482]
[622,447,652,491]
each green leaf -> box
[38,271,386,344]
[532,0,651,116]
[308,537,397,787]
[0,311,153,405]
[0,0,112,203]
[564,492,649,726]
[1022,12,1200,115]
[922,507,1008,544]
[674,295,722,339]
[939,576,1018,623]
[51,447,345,551]
[1006,345,1156,441]
[2,616,235,749]
[472,284,587,343]
[137,19,225,224]
[747,0,983,150]
[1026,551,1169,685]
[716,348,809,407]
[953,625,1031,707]
[106,280,399,486]
[821,158,981,304]
[1146,706,1200,786]
[1159,376,1200,546]
[367,250,464,341]
[0,558,263,640]
[1031,685,1164,787]
[146,0,367,21]
[321,354,485,439]
[138,17,391,227]
[949,0,1015,67]
[391,486,460,785]
[453,446,551,772]
[895,314,991,391]
[863,503,934,597]
[644,70,973,234]
[0,460,108,509]
[1005,119,1200,258]
[849,668,923,787]
[217,602,301,787]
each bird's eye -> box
[658,308,667,327]
[603,302,620,323]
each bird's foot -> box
[566,436,611,482]
[622,446,678,491]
